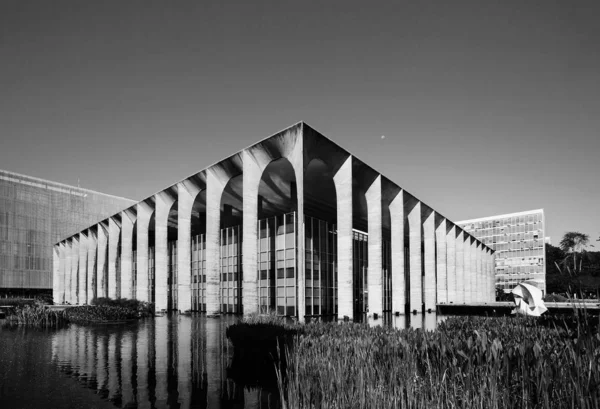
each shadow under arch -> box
[190,190,207,312]
[304,158,338,318]
[166,200,178,311]
[219,174,243,314]
[148,212,156,303]
[256,158,299,315]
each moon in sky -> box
[381,135,385,139]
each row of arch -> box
[53,124,496,319]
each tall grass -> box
[275,316,600,408]
[4,304,68,327]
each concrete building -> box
[54,122,495,319]
[457,209,545,294]
[0,170,135,297]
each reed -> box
[4,304,67,327]
[275,316,600,408]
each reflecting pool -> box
[0,313,445,409]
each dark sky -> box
[1,0,599,244]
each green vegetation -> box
[3,304,67,327]
[228,316,600,408]
[546,243,600,297]
[226,312,300,388]
[3,297,153,327]
[63,298,154,324]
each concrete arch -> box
[86,228,97,303]
[177,174,206,313]
[108,215,121,299]
[121,208,137,300]
[136,200,155,303]
[206,154,243,315]
[242,132,304,317]
[155,188,177,312]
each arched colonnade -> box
[53,123,496,320]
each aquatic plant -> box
[274,316,600,408]
[90,297,154,315]
[4,304,67,327]
[64,305,148,324]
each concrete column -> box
[87,230,97,303]
[435,217,447,305]
[71,237,79,304]
[446,225,456,303]
[408,201,422,313]
[206,170,227,316]
[155,191,176,312]
[455,230,464,304]
[53,245,60,304]
[78,233,88,305]
[389,190,405,314]
[487,249,492,301]
[58,243,66,304]
[108,217,121,299]
[423,209,436,312]
[97,223,108,298]
[121,210,136,300]
[490,250,496,301]
[136,202,153,302]
[470,238,477,303]
[242,151,261,316]
[64,241,72,304]
[178,181,201,313]
[366,175,383,318]
[463,235,472,304]
[476,242,482,302]
[287,138,305,321]
[333,156,353,320]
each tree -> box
[559,232,590,275]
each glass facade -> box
[168,241,178,311]
[305,215,337,318]
[353,231,368,317]
[458,209,545,293]
[0,170,134,296]
[148,246,155,303]
[221,226,242,314]
[191,234,206,312]
[258,213,296,316]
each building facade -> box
[0,170,135,297]
[457,209,545,294]
[54,123,495,319]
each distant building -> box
[457,209,545,294]
[0,170,135,297]
[55,122,496,319]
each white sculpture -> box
[511,281,548,316]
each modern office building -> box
[0,169,135,297]
[54,122,495,320]
[457,209,545,294]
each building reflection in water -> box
[50,314,449,408]
[51,316,279,409]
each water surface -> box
[0,313,444,409]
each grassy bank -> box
[255,316,600,408]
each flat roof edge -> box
[0,169,136,203]
[456,208,544,225]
